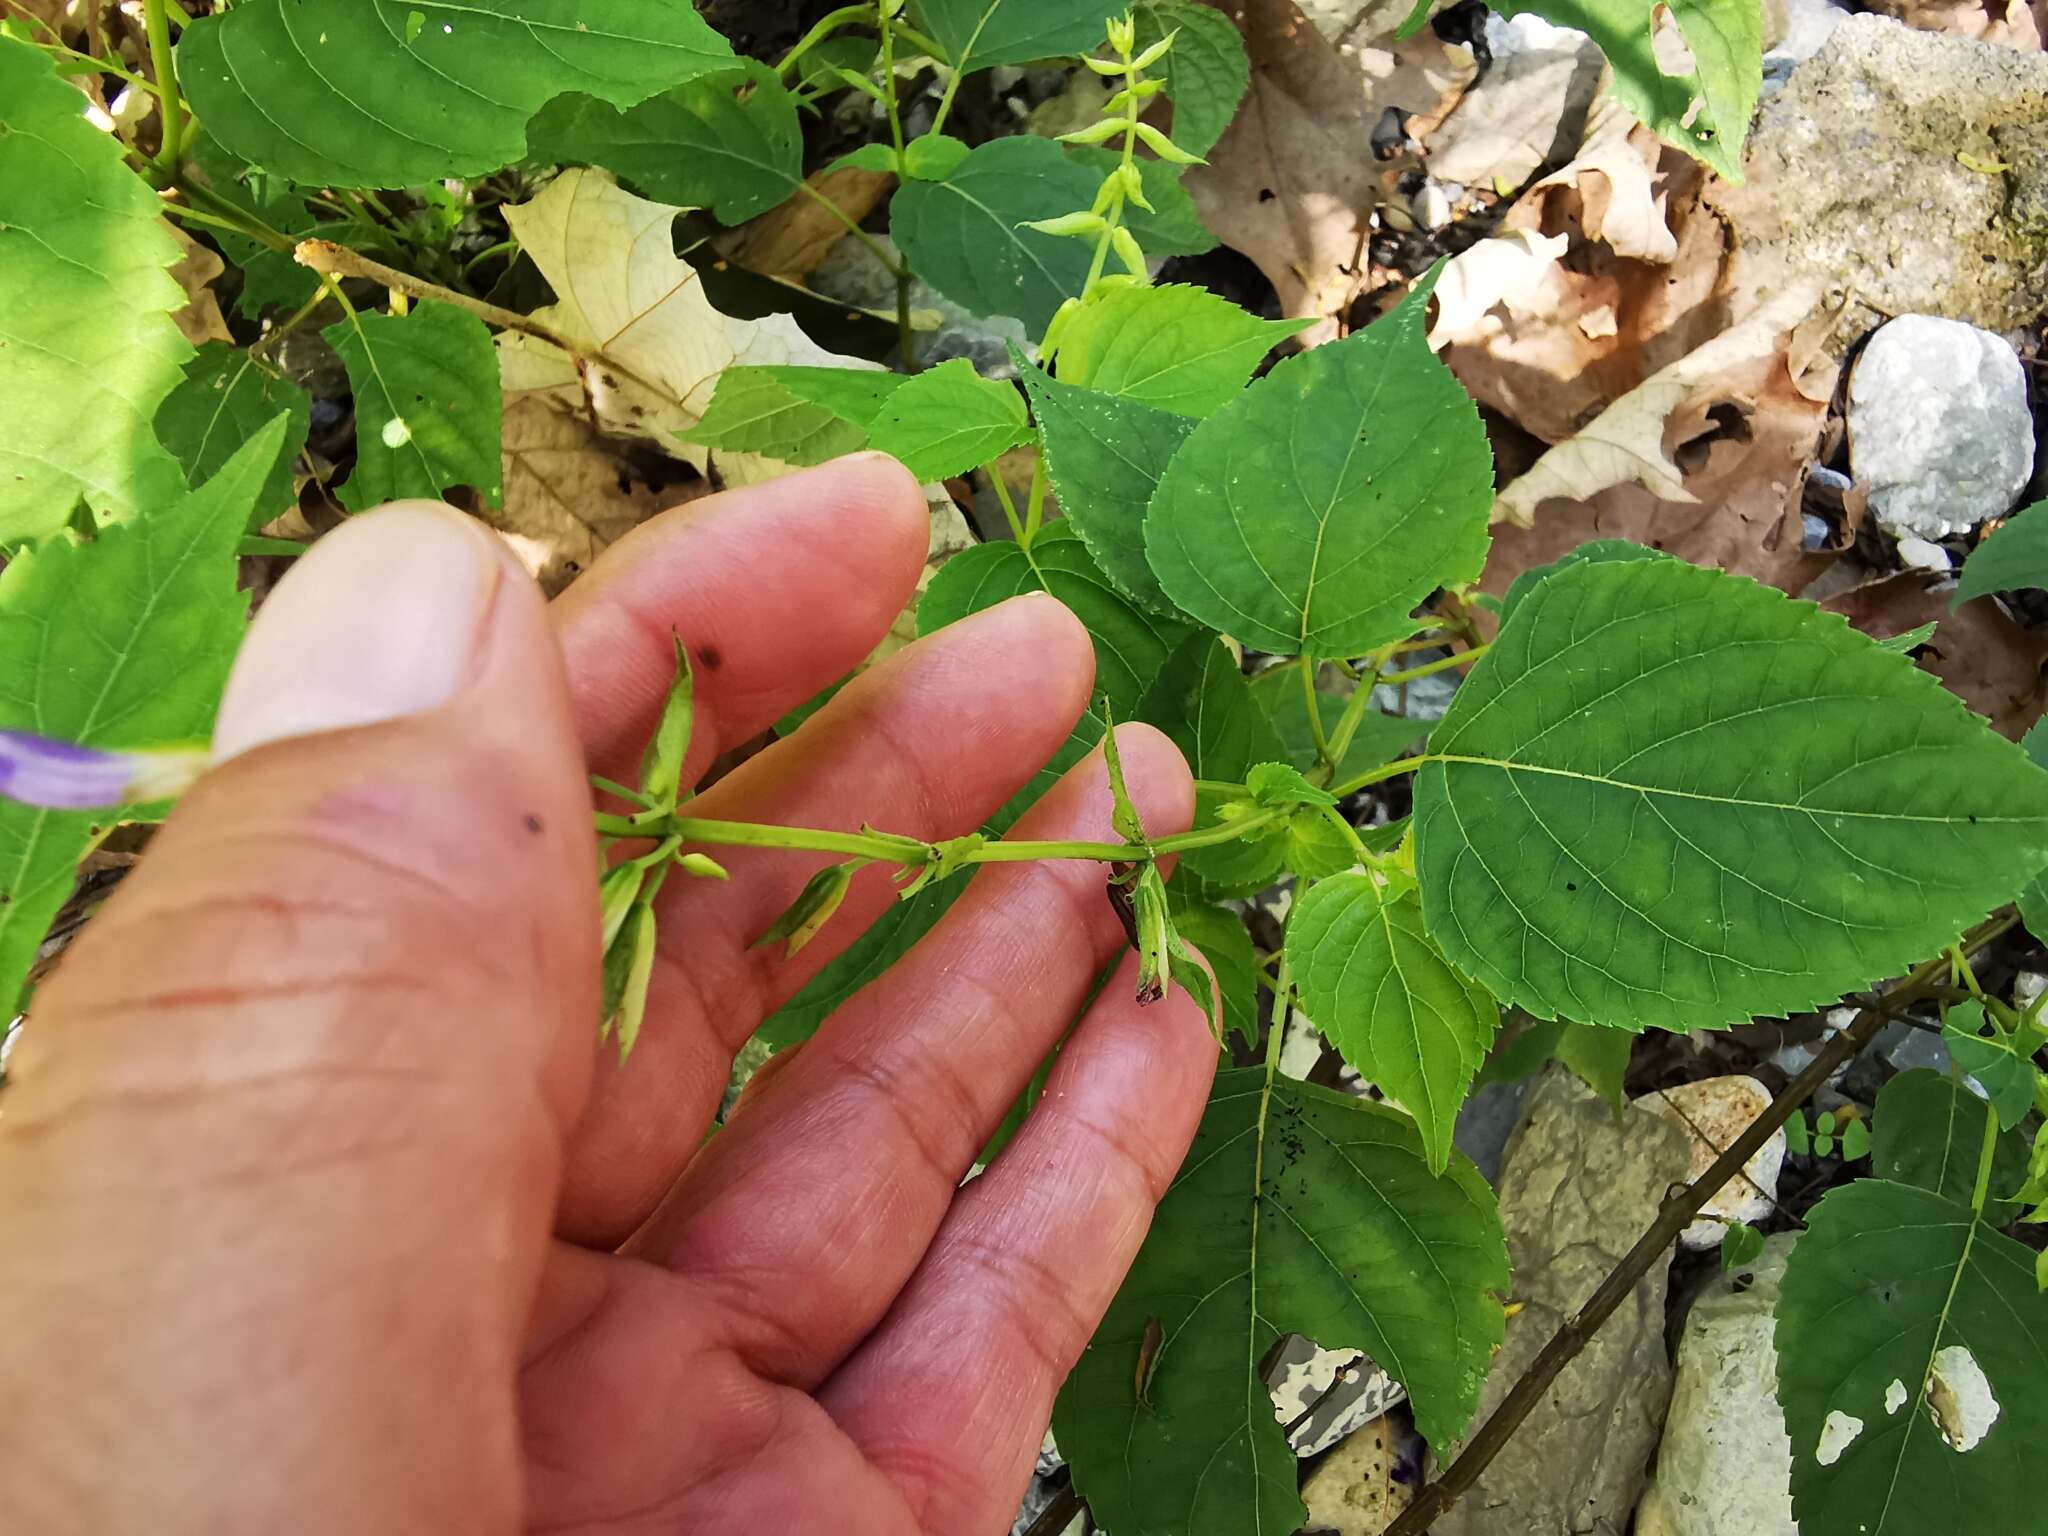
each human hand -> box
[0,456,1218,1534]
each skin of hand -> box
[0,455,1218,1535]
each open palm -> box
[0,457,1216,1535]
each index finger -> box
[549,454,931,787]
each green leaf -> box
[865,359,1031,481]
[2022,720,2048,941]
[1287,872,1499,1171]
[1166,897,1259,1049]
[1282,805,1362,880]
[1415,553,2048,1031]
[1555,1021,1633,1108]
[682,366,901,466]
[918,527,1191,713]
[324,301,503,513]
[1144,268,1494,656]
[756,882,957,1050]
[0,37,190,543]
[1065,149,1216,256]
[0,419,286,1013]
[1055,283,1309,419]
[1875,1068,2028,1221]
[1249,670,1421,784]
[1879,621,1939,655]
[178,0,737,188]
[1840,1113,1870,1160]
[1784,1111,1811,1156]
[1246,761,1336,809]
[1134,0,1252,157]
[1057,1069,1507,1532]
[153,344,312,532]
[907,0,1128,73]
[900,132,970,181]
[890,135,1097,332]
[1776,1179,2048,1536]
[1942,1001,2037,1132]
[1496,537,1660,626]
[526,62,802,224]
[639,638,695,806]
[1017,361,1195,618]
[1487,0,1758,180]
[1956,499,2048,606]
[1720,1220,1765,1270]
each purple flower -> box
[0,731,207,811]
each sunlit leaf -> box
[1416,553,2048,1030]
[866,359,1031,481]
[325,301,503,512]
[1055,283,1309,419]
[179,0,736,187]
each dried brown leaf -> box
[1821,574,2048,738]
[491,396,666,594]
[167,228,233,347]
[715,165,896,282]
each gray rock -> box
[1434,1068,1693,1536]
[1848,316,2034,539]
[1452,1077,1527,1186]
[1712,15,2048,334]
[808,234,1032,377]
[1761,0,1847,95]
[1635,1234,1802,1536]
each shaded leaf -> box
[0,420,286,1012]
[1943,1001,2036,1132]
[1875,1073,2031,1220]
[491,396,664,593]
[325,301,503,512]
[1057,1070,1507,1533]
[917,527,1190,713]
[1416,553,2048,1031]
[1288,871,1499,1170]
[1777,1179,2048,1536]
[153,343,311,532]
[1955,499,2048,607]
[179,0,736,187]
[1055,282,1309,418]
[1144,270,1494,657]
[907,0,1127,73]
[890,136,1096,332]
[1249,670,1420,786]
[1134,0,1251,158]
[1018,360,1195,617]
[0,37,190,542]
[1167,896,1259,1049]
[1720,1220,1765,1270]
[526,62,802,224]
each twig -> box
[1021,1481,1085,1536]
[1382,910,2016,1535]
[292,239,676,408]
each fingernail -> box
[213,504,505,762]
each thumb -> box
[0,503,598,1531]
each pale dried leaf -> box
[1185,0,1399,341]
[1492,282,1821,525]
[715,165,896,281]
[1821,572,2048,739]
[1427,229,1571,348]
[496,169,874,477]
[490,396,665,594]
[1529,97,1678,264]
[167,228,233,346]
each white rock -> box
[1411,180,1454,232]
[1763,0,1848,94]
[1635,1233,1801,1536]
[1847,316,2034,541]
[1894,535,1953,572]
[1634,1075,1785,1249]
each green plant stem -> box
[796,181,905,278]
[1021,457,1050,545]
[874,0,918,372]
[1969,1077,2002,1212]
[987,465,1026,542]
[141,0,183,175]
[1301,657,1335,772]
[777,3,872,77]
[926,61,967,139]
[1378,644,1488,688]
[1327,752,1435,801]
[1381,910,2017,1536]
[36,41,160,94]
